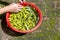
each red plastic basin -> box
[6,2,43,33]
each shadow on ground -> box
[0,0,10,5]
[1,14,26,37]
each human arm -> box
[0,3,23,15]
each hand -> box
[6,3,23,12]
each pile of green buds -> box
[9,6,39,30]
